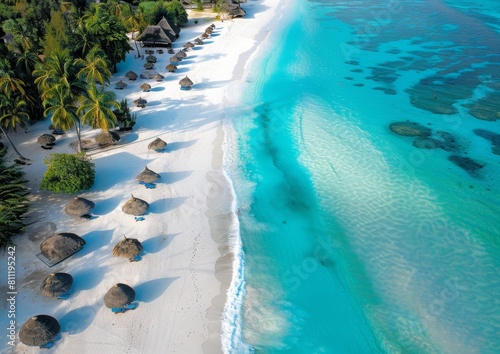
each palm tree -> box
[43,85,83,152]
[0,92,30,160]
[78,84,118,132]
[71,26,98,59]
[75,46,112,86]
[0,71,26,97]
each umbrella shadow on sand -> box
[91,195,123,216]
[59,304,98,335]
[71,266,107,296]
[149,197,187,214]
[165,140,197,152]
[135,277,179,303]
[159,171,192,184]
[142,233,178,254]
[79,229,114,257]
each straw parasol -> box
[134,97,148,108]
[40,273,73,298]
[153,73,164,82]
[95,131,121,146]
[205,26,213,33]
[194,38,204,45]
[37,134,55,145]
[140,83,152,92]
[64,196,95,217]
[143,62,154,70]
[40,233,86,261]
[145,49,154,54]
[122,194,149,215]
[200,33,209,39]
[148,137,167,151]
[125,71,138,80]
[166,64,177,72]
[211,23,216,29]
[19,315,60,347]
[146,54,157,63]
[176,50,187,59]
[183,41,194,49]
[104,284,135,308]
[115,80,127,89]
[169,55,180,63]
[179,76,194,90]
[112,236,144,259]
[136,166,161,183]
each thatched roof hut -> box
[64,196,95,217]
[179,76,194,90]
[140,83,152,92]
[176,50,187,59]
[37,134,55,145]
[148,137,167,151]
[40,233,86,261]
[134,97,148,108]
[40,273,73,298]
[157,16,179,41]
[19,315,60,347]
[228,5,246,18]
[194,38,204,45]
[115,80,127,89]
[205,27,213,33]
[136,26,172,47]
[122,194,149,216]
[146,55,157,63]
[136,166,161,183]
[96,131,121,146]
[200,33,209,39]
[125,71,138,80]
[104,284,135,308]
[166,64,177,72]
[169,55,181,63]
[143,62,154,70]
[183,41,195,49]
[153,73,164,82]
[112,236,143,259]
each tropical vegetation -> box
[40,153,95,193]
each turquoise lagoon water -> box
[225,0,500,353]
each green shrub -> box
[40,153,95,194]
[114,99,137,131]
[0,148,29,248]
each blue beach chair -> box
[134,216,145,222]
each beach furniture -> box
[37,134,55,146]
[143,62,154,70]
[136,166,161,184]
[122,194,149,216]
[96,131,121,147]
[154,73,164,82]
[104,284,136,313]
[19,315,60,348]
[166,64,177,72]
[65,196,95,218]
[125,71,138,80]
[37,233,86,267]
[115,80,127,89]
[134,216,145,222]
[134,97,148,108]
[140,83,152,92]
[179,76,193,90]
[113,236,144,262]
[148,137,167,151]
[40,273,73,299]
[52,129,64,135]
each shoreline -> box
[1,2,286,354]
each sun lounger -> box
[39,341,54,349]
[52,129,64,135]
[112,302,138,313]
[41,145,53,150]
[134,216,145,222]
[144,183,156,189]
[130,255,142,262]
[57,290,72,300]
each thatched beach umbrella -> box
[169,55,181,63]
[200,33,209,39]
[122,194,149,216]
[211,23,216,29]
[19,315,60,347]
[125,71,138,80]
[194,38,204,45]
[104,283,135,308]
[146,54,157,63]
[183,41,194,49]
[148,137,167,151]
[64,196,95,217]
[140,83,152,92]
[96,131,121,146]
[153,73,164,82]
[166,64,177,72]
[136,166,161,183]
[37,134,55,145]
[179,76,194,90]
[115,80,127,89]
[145,49,154,54]
[176,50,187,59]
[143,62,154,70]
[40,233,86,261]
[134,97,148,108]
[205,26,213,33]
[112,236,143,260]
[40,273,73,298]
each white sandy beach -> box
[0,1,284,353]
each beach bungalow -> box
[113,236,144,262]
[136,17,180,48]
[179,76,194,90]
[104,284,137,313]
[40,273,73,299]
[19,315,60,348]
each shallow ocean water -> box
[227,0,500,353]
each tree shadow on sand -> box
[135,277,179,303]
